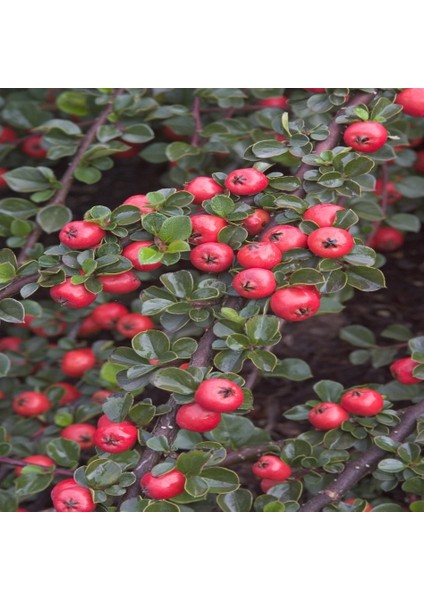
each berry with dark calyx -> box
[176,403,222,432]
[189,214,227,245]
[190,242,234,272]
[61,348,96,378]
[94,421,138,453]
[343,121,388,153]
[195,378,244,413]
[375,179,402,204]
[91,302,129,329]
[225,168,268,195]
[51,482,95,512]
[242,209,271,235]
[237,242,282,270]
[308,403,350,430]
[15,455,55,477]
[116,313,155,338]
[232,268,276,299]
[59,220,105,250]
[122,194,154,213]
[48,382,81,406]
[12,391,51,417]
[258,96,288,109]
[122,241,163,271]
[368,227,404,252]
[140,469,186,500]
[303,204,345,227]
[262,225,308,253]
[396,88,424,117]
[270,285,321,321]
[50,279,97,309]
[184,177,224,204]
[390,357,422,385]
[61,424,97,449]
[78,316,102,337]
[340,388,384,416]
[307,227,354,258]
[51,478,80,499]
[22,136,47,159]
[252,455,292,481]
[98,271,141,294]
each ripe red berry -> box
[343,498,372,512]
[0,336,22,352]
[390,357,422,385]
[51,482,95,512]
[91,390,114,404]
[258,96,288,109]
[237,242,282,270]
[61,424,97,449]
[122,194,154,213]
[308,403,350,430]
[195,378,244,413]
[232,268,277,299]
[307,227,354,258]
[116,313,155,338]
[98,271,141,294]
[225,168,268,195]
[59,220,105,250]
[343,121,388,153]
[184,177,224,204]
[78,316,102,337]
[48,382,81,406]
[15,455,55,477]
[122,241,163,271]
[414,150,424,173]
[368,227,404,252]
[340,388,384,416]
[190,214,227,245]
[190,242,234,272]
[176,403,222,432]
[242,209,271,235]
[270,285,321,321]
[0,168,8,188]
[91,302,129,329]
[94,421,138,453]
[374,179,402,204]
[140,468,186,500]
[0,126,17,143]
[396,88,424,117]
[50,279,97,309]
[12,391,51,417]
[61,348,96,378]
[51,478,78,499]
[303,204,345,227]
[252,455,292,481]
[22,136,47,159]
[262,225,308,253]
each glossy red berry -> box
[242,209,271,235]
[225,168,268,195]
[48,382,81,406]
[51,482,95,512]
[390,358,422,385]
[308,403,350,430]
[368,227,404,252]
[176,403,222,432]
[396,88,424,117]
[122,241,163,271]
[61,348,96,378]
[50,279,97,309]
[122,194,154,213]
[140,468,186,500]
[190,214,227,245]
[22,136,47,159]
[375,179,402,204]
[61,424,97,449]
[184,177,224,204]
[15,455,55,477]
[59,220,105,250]
[94,421,138,453]
[0,168,8,188]
[116,313,155,337]
[99,271,141,294]
[270,286,321,321]
[12,391,51,417]
[262,225,308,253]
[303,204,345,227]
[91,303,129,329]
[237,242,282,269]
[190,242,234,272]
[252,455,292,481]
[258,96,288,109]
[0,336,23,352]
[78,316,102,337]
[195,378,244,413]
[0,126,17,143]
[343,122,388,153]
[307,227,354,258]
[340,388,384,416]
[232,268,276,299]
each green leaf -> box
[0,262,15,284]
[146,435,171,452]
[226,334,250,351]
[176,450,211,476]
[47,438,80,468]
[0,298,24,323]
[207,414,270,448]
[378,458,405,473]
[138,247,164,265]
[36,205,72,233]
[37,118,81,135]
[313,380,344,403]
[160,271,194,298]
[251,139,286,158]
[144,500,180,512]
[344,245,376,267]
[283,405,310,421]
[289,268,324,286]
[248,350,277,372]
[201,467,240,493]
[381,324,412,342]
[270,358,312,381]
[409,336,424,354]
[333,209,359,230]
[268,176,301,192]
[318,171,344,188]
[129,402,156,426]
[121,124,154,143]
[183,476,209,497]
[0,197,38,219]
[352,200,384,221]
[151,367,197,395]
[85,459,123,487]
[74,166,101,184]
[263,500,286,512]
[166,142,200,161]
[374,436,399,452]
[4,166,57,193]
[208,195,234,217]
[140,142,168,163]
[344,156,374,177]
[217,489,253,512]
[103,393,134,423]
[15,471,54,498]
[0,353,10,377]
[218,225,248,249]
[402,477,424,495]
[396,176,424,198]
[132,330,171,359]
[245,315,280,346]
[386,213,421,233]
[57,91,89,116]
[213,349,246,373]
[159,215,192,243]
[340,325,376,348]
[347,266,386,292]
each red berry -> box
[51,479,78,499]
[115,141,141,159]
[94,421,138,453]
[59,220,105,250]
[374,179,402,204]
[122,241,163,271]
[270,286,321,321]
[0,126,17,143]
[51,482,95,512]
[179,362,190,370]
[195,378,244,413]
[390,357,422,385]
[190,242,234,272]
[258,96,288,109]
[22,136,47,159]
[50,279,97,309]
[308,403,350,430]
[262,225,308,253]
[414,150,424,173]
[12,391,51,417]
[252,455,292,481]
[343,498,372,512]
[116,313,155,338]
[0,337,22,352]
[176,403,222,432]
[140,468,186,500]
[184,177,224,204]
[99,271,141,294]
[0,168,8,188]
[242,209,271,235]
[61,348,96,378]
[343,121,388,153]
[232,268,277,299]
[190,214,227,245]
[78,316,102,337]
[307,227,354,258]
[48,382,81,406]
[15,455,55,477]
[303,204,345,227]
[61,424,97,449]
[396,88,424,117]
[368,227,404,252]
[225,168,268,195]
[340,388,384,416]
[122,194,154,213]
[237,242,282,269]
[91,390,114,404]
[91,302,129,329]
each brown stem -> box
[366,162,389,245]
[0,273,38,301]
[299,400,424,512]
[191,96,202,147]
[0,456,74,478]
[220,440,285,467]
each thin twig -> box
[0,274,38,301]
[0,456,74,478]
[220,440,285,467]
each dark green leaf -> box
[159,215,192,243]
[340,325,376,348]
[103,393,134,423]
[36,205,72,233]
[176,450,211,476]
[132,330,171,359]
[217,489,253,512]
[386,213,421,232]
[57,91,88,116]
[201,467,240,493]
[4,166,57,193]
[0,298,25,323]
[248,350,277,372]
[85,459,123,487]
[47,438,80,468]
[347,266,386,292]
[245,315,280,345]
[0,353,11,377]
[151,367,197,395]
[313,380,344,402]
[378,458,405,473]
[15,470,54,498]
[270,358,312,381]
